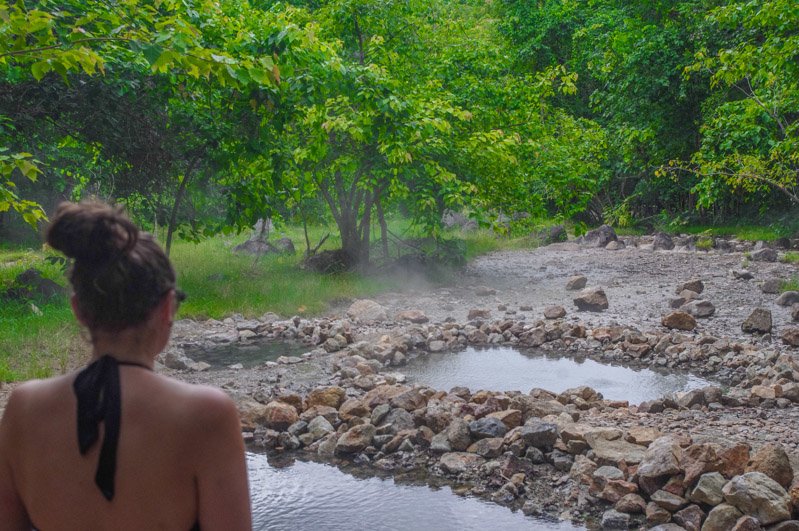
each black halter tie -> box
[73,355,151,501]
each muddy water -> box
[185,341,309,368]
[403,347,713,403]
[247,453,585,530]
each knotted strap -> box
[73,355,150,501]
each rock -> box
[638,436,684,493]
[690,472,727,506]
[439,452,485,474]
[746,444,794,489]
[445,418,472,451]
[306,386,346,409]
[430,432,451,453]
[486,409,522,429]
[306,415,335,440]
[769,522,799,531]
[381,408,415,434]
[544,305,566,319]
[566,275,588,290]
[781,327,799,347]
[475,286,497,296]
[676,389,707,409]
[390,388,428,411]
[233,239,278,255]
[718,443,752,479]
[646,502,672,526]
[703,504,744,531]
[339,398,370,421]
[674,504,705,531]
[599,479,639,503]
[467,437,504,458]
[335,424,376,454]
[520,420,558,450]
[263,401,299,431]
[2,268,65,301]
[651,489,688,511]
[793,304,799,322]
[662,311,697,331]
[590,437,647,466]
[682,300,716,318]
[742,309,773,334]
[677,280,705,295]
[761,279,784,294]
[606,240,625,251]
[722,472,792,525]
[752,248,778,262]
[574,287,609,312]
[733,270,755,281]
[653,232,675,251]
[582,224,618,248]
[442,210,477,231]
[469,417,508,439]
[601,509,630,529]
[274,237,295,253]
[776,292,799,307]
[467,308,491,320]
[396,310,429,324]
[615,493,647,514]
[649,525,688,531]
[300,405,339,424]
[626,427,662,446]
[346,299,388,322]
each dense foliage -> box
[1,0,797,265]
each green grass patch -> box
[676,224,788,241]
[781,251,799,264]
[781,276,799,292]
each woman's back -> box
[1,366,249,530]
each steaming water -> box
[247,453,585,530]
[402,347,713,403]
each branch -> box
[0,37,130,58]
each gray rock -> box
[637,436,683,493]
[544,305,566,319]
[601,509,630,529]
[769,521,799,531]
[469,417,508,439]
[761,279,784,294]
[682,299,716,318]
[574,287,609,312]
[589,437,647,466]
[651,489,688,511]
[582,224,618,248]
[653,232,675,251]
[346,299,388,322]
[594,466,625,484]
[275,237,295,253]
[674,504,705,531]
[733,270,755,280]
[382,408,415,434]
[690,472,727,506]
[722,472,792,525]
[520,420,559,450]
[446,418,472,451]
[776,292,799,307]
[306,416,335,440]
[703,504,744,531]
[792,303,799,322]
[752,248,778,262]
[430,432,451,453]
[649,525,687,531]
[566,275,588,290]
[606,240,626,251]
[742,309,773,334]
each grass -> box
[676,224,790,241]
[782,277,799,293]
[781,251,799,264]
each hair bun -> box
[46,201,139,263]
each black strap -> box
[73,355,151,501]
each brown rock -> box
[781,327,799,347]
[467,308,491,320]
[731,515,765,530]
[439,452,485,474]
[276,392,303,410]
[300,405,338,424]
[718,443,752,478]
[566,275,588,290]
[306,386,346,409]
[673,504,705,531]
[390,388,428,411]
[263,401,299,431]
[363,385,410,408]
[544,305,567,319]
[646,501,671,526]
[626,426,662,446]
[662,311,697,331]
[615,493,647,514]
[467,437,504,458]
[682,443,724,486]
[742,308,773,334]
[746,443,794,489]
[599,480,639,503]
[722,472,792,525]
[486,409,523,429]
[396,310,429,323]
[703,504,744,531]
[335,424,376,454]
[338,398,370,421]
[573,287,609,312]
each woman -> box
[0,201,251,530]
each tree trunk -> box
[377,200,389,260]
[165,158,198,257]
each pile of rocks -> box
[243,380,799,529]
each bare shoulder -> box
[155,377,240,431]
[1,375,72,422]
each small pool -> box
[184,341,310,368]
[402,347,713,404]
[247,453,585,530]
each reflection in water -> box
[185,341,309,368]
[247,453,585,531]
[402,347,712,404]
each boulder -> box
[776,292,799,307]
[306,415,335,440]
[651,489,688,511]
[306,386,346,409]
[746,444,794,489]
[574,287,609,312]
[581,224,618,248]
[467,437,504,458]
[781,327,799,347]
[703,504,744,531]
[519,420,558,450]
[682,299,716,318]
[792,304,799,322]
[445,418,472,451]
[544,305,566,319]
[637,436,683,494]
[263,401,299,431]
[653,232,675,251]
[469,417,508,439]
[601,509,630,529]
[346,299,388,322]
[677,279,705,295]
[615,493,647,514]
[335,424,376,454]
[566,275,588,290]
[396,310,429,323]
[673,504,705,531]
[751,248,778,262]
[742,309,773,334]
[662,311,697,331]
[722,472,792,525]
[589,437,647,466]
[646,502,672,526]
[274,237,295,253]
[761,279,784,294]
[690,472,727,506]
[606,240,625,251]
[2,268,65,301]
[467,308,491,320]
[439,452,485,474]
[338,398,370,421]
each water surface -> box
[403,347,712,403]
[185,341,309,368]
[247,453,585,530]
